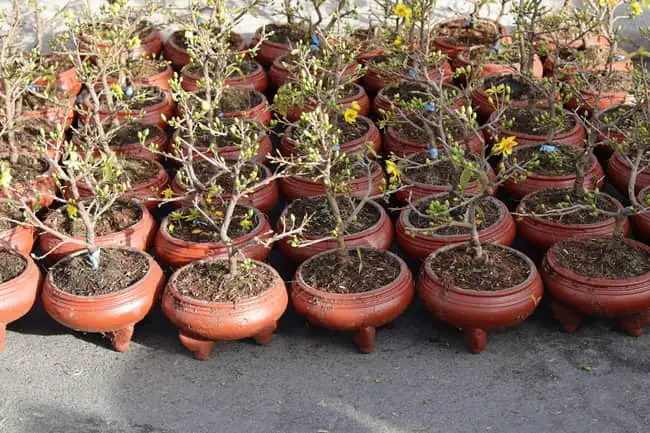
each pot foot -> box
[179,332,214,360]
[464,328,488,354]
[108,325,134,352]
[254,321,278,346]
[0,322,5,352]
[620,310,650,337]
[551,300,582,333]
[353,326,376,354]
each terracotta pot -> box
[418,242,543,353]
[568,89,630,114]
[277,198,393,264]
[396,195,515,260]
[543,35,632,76]
[269,53,360,89]
[34,55,82,96]
[632,186,650,243]
[220,89,272,126]
[373,83,464,117]
[516,190,629,250]
[180,62,269,93]
[280,116,382,157]
[489,111,586,147]
[0,250,41,351]
[162,258,287,360]
[383,125,484,157]
[592,105,629,161]
[607,152,650,195]
[363,62,453,95]
[432,18,508,60]
[170,164,279,214]
[0,154,56,208]
[455,50,543,79]
[279,160,385,202]
[134,63,173,90]
[163,30,246,69]
[38,201,156,263]
[542,237,650,336]
[279,83,370,123]
[153,206,272,269]
[0,223,36,256]
[168,129,272,165]
[72,122,166,161]
[81,86,174,129]
[291,247,414,353]
[19,96,76,128]
[503,145,604,201]
[251,26,296,66]
[393,152,496,204]
[41,248,165,352]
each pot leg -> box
[464,328,488,354]
[179,332,214,360]
[619,309,650,337]
[353,326,376,354]
[551,300,582,333]
[0,322,5,352]
[254,321,278,346]
[108,325,135,353]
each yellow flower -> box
[394,3,412,20]
[492,136,518,157]
[393,36,403,47]
[66,204,78,220]
[343,102,361,123]
[631,1,642,17]
[386,160,401,179]
[162,188,174,199]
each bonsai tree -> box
[267,0,358,41]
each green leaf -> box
[459,167,472,190]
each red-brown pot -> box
[455,50,543,79]
[0,154,56,208]
[41,248,165,352]
[607,152,650,195]
[592,105,629,161]
[373,83,465,117]
[396,195,515,260]
[568,89,630,114]
[542,237,650,336]
[19,96,76,128]
[162,258,287,360]
[153,206,272,269]
[280,116,382,157]
[471,76,554,120]
[72,122,166,161]
[168,129,273,165]
[221,89,272,126]
[489,111,586,147]
[418,242,543,353]
[277,198,393,264]
[34,55,82,96]
[0,223,36,256]
[502,145,604,201]
[163,30,246,69]
[383,125,484,157]
[38,201,156,263]
[0,250,41,351]
[432,18,508,60]
[180,62,269,93]
[632,186,650,243]
[291,247,414,353]
[543,35,632,76]
[363,62,453,95]
[279,161,385,202]
[278,83,370,122]
[516,190,630,250]
[134,63,173,90]
[269,53,360,89]
[251,26,296,66]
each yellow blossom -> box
[386,160,401,179]
[630,1,642,17]
[343,101,361,123]
[162,187,174,199]
[394,3,412,21]
[492,136,518,157]
[393,36,403,46]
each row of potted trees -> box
[0,0,648,359]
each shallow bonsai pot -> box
[383,125,484,157]
[221,89,272,126]
[277,83,370,122]
[417,242,543,353]
[607,152,650,195]
[168,129,272,165]
[134,63,173,90]
[363,62,453,94]
[455,50,543,80]
[291,247,414,353]
[432,17,507,60]
[0,250,41,351]
[153,206,272,269]
[489,111,586,147]
[373,83,464,117]
[161,258,288,360]
[72,122,166,161]
[163,30,246,69]
[269,53,360,89]
[251,26,295,66]
[41,248,165,352]
[181,62,269,94]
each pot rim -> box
[386,121,483,147]
[433,17,505,48]
[77,157,168,193]
[0,248,35,291]
[283,114,375,148]
[287,159,383,185]
[172,161,272,194]
[490,110,584,142]
[0,151,54,181]
[83,84,172,115]
[507,143,598,182]
[398,151,489,189]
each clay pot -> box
[280,116,382,157]
[432,18,508,60]
[502,145,604,201]
[170,164,279,214]
[516,190,629,250]
[20,96,76,128]
[396,195,515,260]
[383,125,484,157]
[489,111,586,147]
[291,248,414,353]
[472,74,555,120]
[363,62,453,94]
[180,62,269,93]
[134,63,173,90]
[568,88,630,114]
[163,30,246,69]
[81,29,163,60]
[592,105,630,161]
[269,53,360,89]
[38,201,156,263]
[162,258,287,360]
[455,49,543,79]
[277,198,393,264]
[418,242,543,353]
[0,223,36,256]
[632,186,650,243]
[41,248,165,352]
[34,55,82,96]
[279,160,385,202]
[0,250,41,351]
[221,89,272,126]
[278,83,370,122]
[0,154,56,208]
[168,129,273,165]
[543,35,632,76]
[251,25,297,66]
[153,206,272,269]
[373,83,464,117]
[607,152,650,195]
[72,122,166,161]
[542,237,650,336]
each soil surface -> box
[554,238,650,279]
[402,152,475,186]
[43,200,142,237]
[503,107,574,136]
[0,120,56,153]
[173,260,275,302]
[98,86,165,111]
[187,160,265,192]
[51,248,149,296]
[0,153,49,183]
[598,105,639,132]
[578,70,634,93]
[124,59,169,80]
[172,29,242,51]
[0,250,26,284]
[393,115,477,145]
[166,205,257,242]
[407,194,500,235]
[110,122,162,147]
[482,74,547,103]
[264,23,309,45]
[285,196,380,237]
[429,243,530,291]
[465,44,520,65]
[301,248,401,294]
[514,144,584,176]
[220,87,263,113]
[384,82,458,104]
[94,158,160,186]
[0,201,25,231]
[436,19,501,46]
[519,188,617,224]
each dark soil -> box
[0,120,56,153]
[519,188,617,224]
[436,19,501,46]
[95,158,159,186]
[402,152,475,186]
[51,248,149,296]
[554,238,650,279]
[407,194,501,235]
[0,153,49,183]
[43,200,142,237]
[172,29,242,51]
[503,107,574,136]
[265,23,309,45]
[598,105,638,132]
[188,160,265,191]
[465,44,519,65]
[220,88,262,113]
[124,58,168,79]
[99,86,165,111]
[429,243,530,291]
[483,75,547,102]
[185,60,258,78]
[286,196,380,237]
[578,70,634,93]
[40,54,75,72]
[0,201,25,231]
[179,120,263,151]
[174,260,275,302]
[301,248,401,294]
[384,82,458,104]
[514,144,583,176]
[394,115,476,145]
[338,117,369,142]
[0,250,26,284]
[110,122,162,147]
[166,205,257,242]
